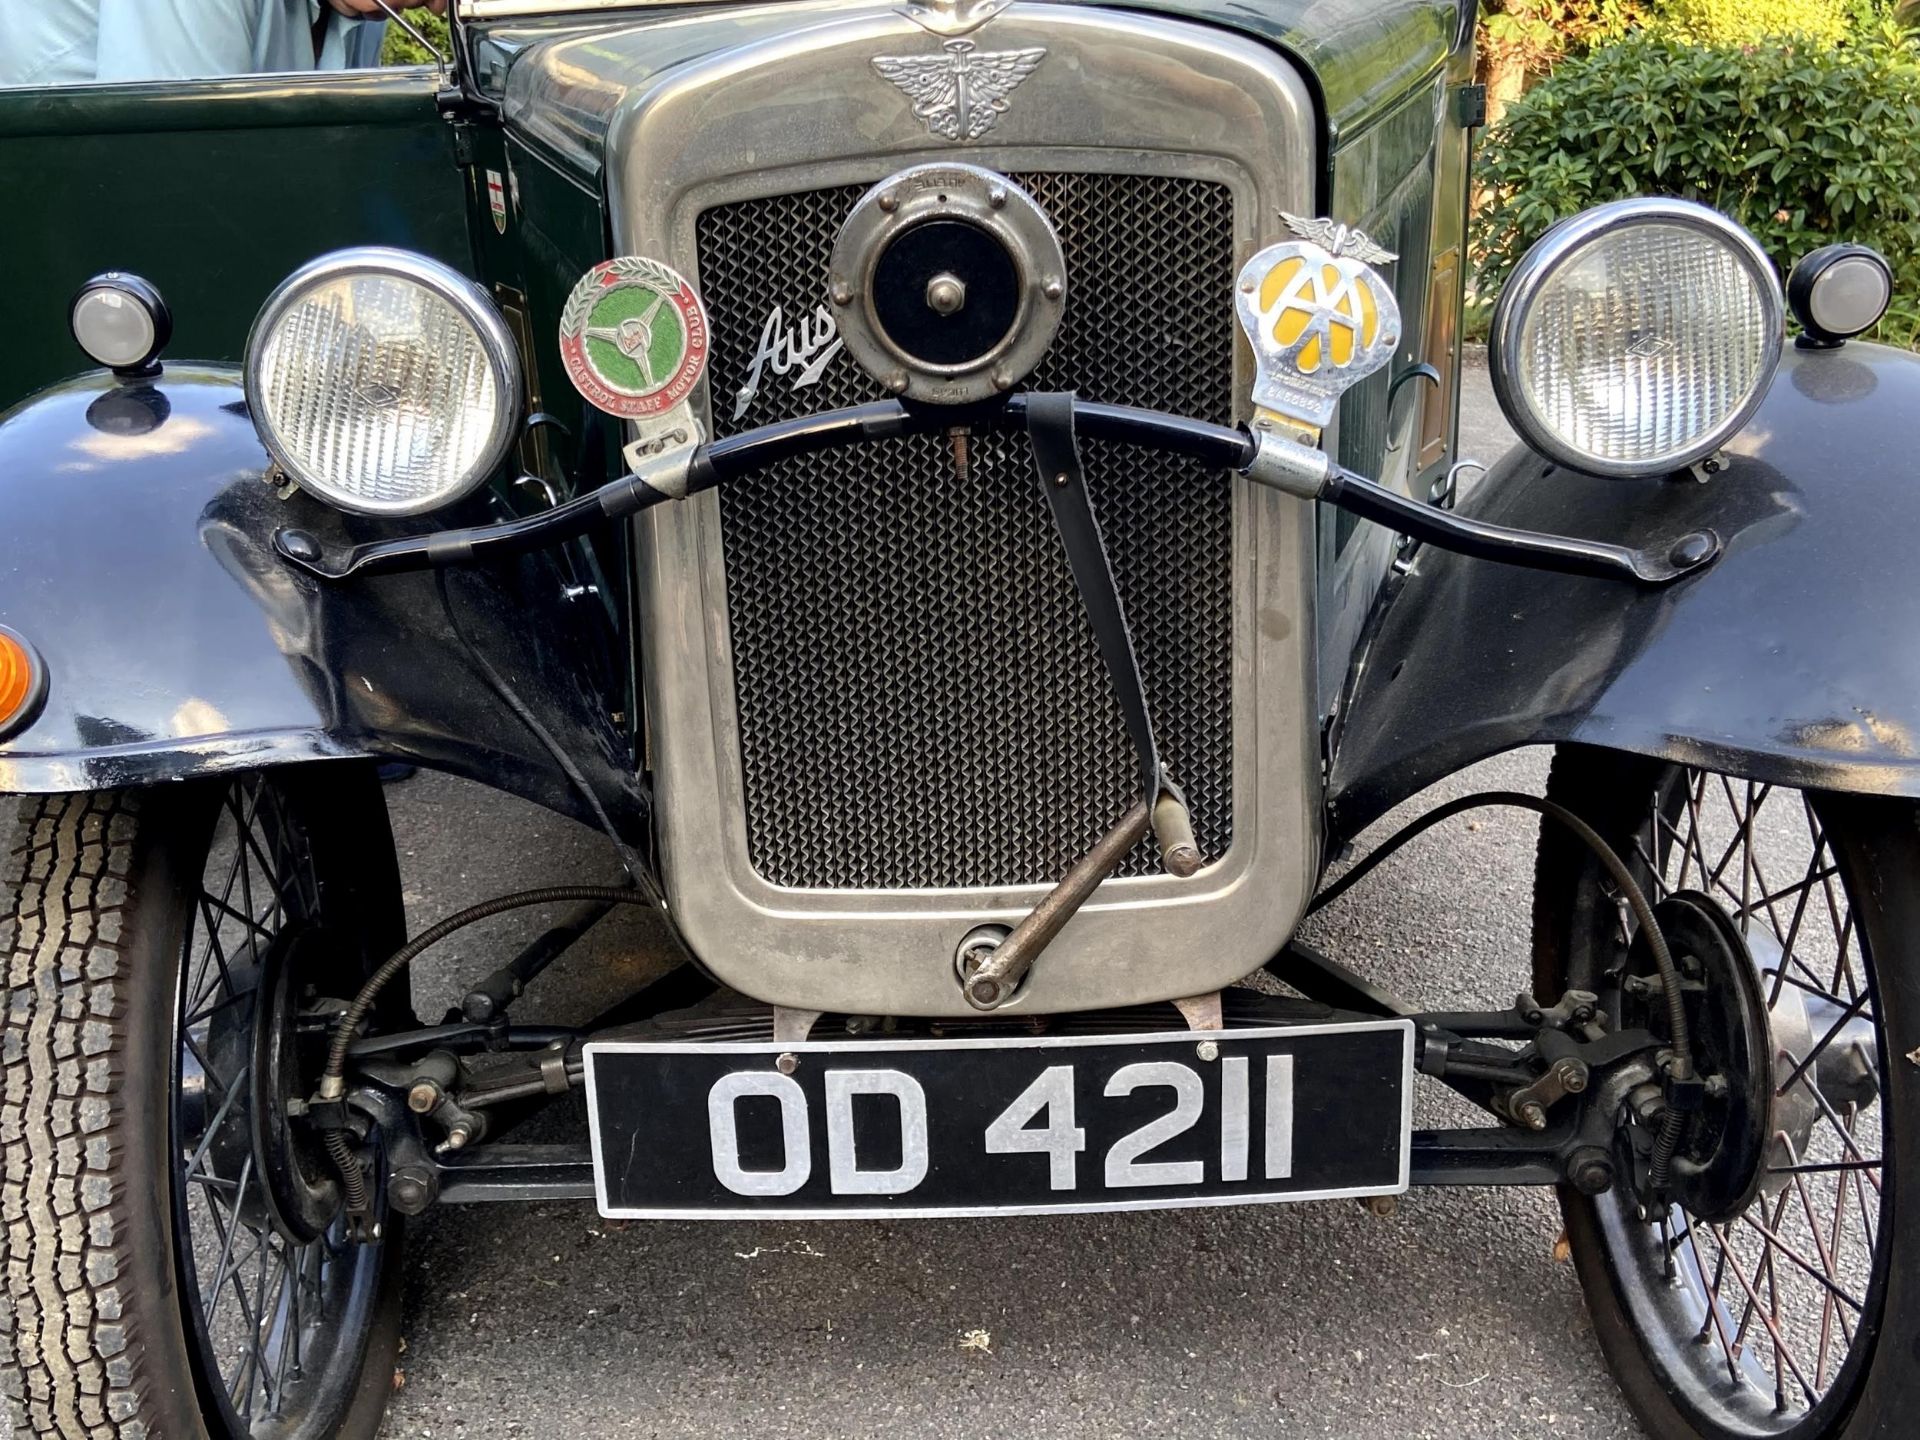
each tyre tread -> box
[3,792,146,1440]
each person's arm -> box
[326,1,448,17]
[317,0,447,72]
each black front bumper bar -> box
[429,1125,1570,1205]
[274,396,1719,589]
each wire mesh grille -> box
[697,173,1236,889]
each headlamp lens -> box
[246,251,519,517]
[1494,201,1783,477]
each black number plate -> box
[584,1021,1413,1219]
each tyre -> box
[1534,748,1919,1440]
[2,768,409,1439]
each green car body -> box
[0,0,1476,503]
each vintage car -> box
[1,0,1915,1436]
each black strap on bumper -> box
[961,394,1205,1009]
[1026,391,1164,807]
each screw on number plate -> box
[1195,1040,1220,1062]
[776,1052,799,1076]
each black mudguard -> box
[1329,342,1920,842]
[0,368,644,836]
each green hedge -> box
[1651,0,1862,45]
[379,10,452,67]
[1473,31,1920,346]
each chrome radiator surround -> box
[596,3,1321,1015]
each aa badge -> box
[1235,215,1401,435]
[559,257,711,420]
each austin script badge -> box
[732,304,844,421]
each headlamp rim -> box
[244,246,523,518]
[1489,197,1785,479]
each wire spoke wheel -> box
[171,776,390,1435]
[1536,753,1915,1440]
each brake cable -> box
[1309,790,1696,1192]
[315,883,658,1218]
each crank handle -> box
[963,799,1152,1010]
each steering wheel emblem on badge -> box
[561,255,712,478]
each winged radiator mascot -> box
[872,39,1047,142]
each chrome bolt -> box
[878,190,899,213]
[776,1052,800,1076]
[1195,1039,1220,1063]
[925,272,967,316]
[1239,277,1256,293]
[1051,471,1070,488]
[280,529,322,562]
[830,280,853,306]
[886,371,910,395]
[1668,531,1716,568]
[1043,278,1063,300]
[992,368,1014,391]
[987,185,1007,208]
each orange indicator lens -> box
[0,627,40,732]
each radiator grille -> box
[697,174,1236,890]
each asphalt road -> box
[5,362,1648,1438]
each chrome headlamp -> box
[1490,198,1783,478]
[245,249,521,517]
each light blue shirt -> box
[0,0,377,87]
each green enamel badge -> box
[560,257,710,420]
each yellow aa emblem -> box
[1234,220,1402,433]
[1259,255,1382,374]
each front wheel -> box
[1534,749,1919,1440]
[2,769,408,1439]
